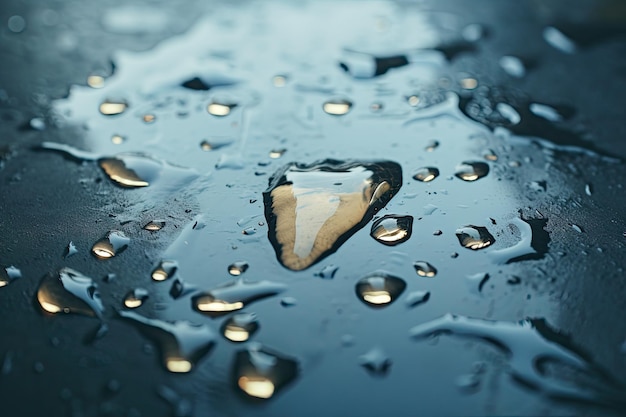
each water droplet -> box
[143,220,165,231]
[413,261,437,277]
[543,26,577,54]
[314,264,338,279]
[529,103,563,122]
[322,98,352,116]
[193,279,286,317]
[280,296,297,307]
[272,75,288,87]
[169,278,196,300]
[263,159,402,271]
[233,343,299,400]
[223,313,259,343]
[91,230,130,259]
[142,114,156,123]
[119,311,215,373]
[433,230,442,236]
[207,100,237,117]
[0,266,21,287]
[462,23,486,42]
[370,215,413,246]
[499,56,526,78]
[572,224,583,233]
[87,75,105,89]
[451,252,459,258]
[406,291,430,308]
[64,241,78,258]
[410,314,618,402]
[111,134,125,144]
[496,103,521,125]
[483,149,498,161]
[152,260,178,281]
[7,15,26,33]
[467,272,490,294]
[407,95,420,106]
[370,102,383,112]
[36,268,104,318]
[29,118,46,131]
[424,140,439,152]
[199,138,234,151]
[242,227,257,235]
[454,162,490,182]
[460,78,478,90]
[355,271,406,308]
[269,149,286,159]
[124,288,149,309]
[228,261,249,276]
[585,184,592,196]
[413,167,439,182]
[456,226,495,250]
[99,100,128,116]
[98,154,159,188]
[359,347,391,376]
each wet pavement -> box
[1,1,626,416]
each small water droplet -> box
[454,162,490,182]
[406,95,420,106]
[269,149,286,159]
[87,75,105,89]
[499,56,526,78]
[111,134,125,144]
[456,226,495,250]
[242,227,257,235]
[322,98,352,116]
[152,260,178,281]
[207,100,237,117]
[228,261,249,276]
[193,279,286,317]
[119,310,215,373]
[234,343,299,400]
[222,313,259,343]
[314,264,338,279]
[99,100,128,116]
[424,140,439,152]
[543,26,577,54]
[451,252,459,258]
[413,167,439,182]
[64,241,78,258]
[585,184,592,196]
[370,215,413,246]
[433,230,442,236]
[359,347,391,376]
[91,230,130,259]
[7,15,26,33]
[483,149,498,161]
[496,103,521,125]
[143,220,165,231]
[29,117,46,131]
[272,75,288,87]
[462,23,486,42]
[460,78,478,90]
[280,297,297,307]
[405,291,430,308]
[37,268,104,318]
[572,224,583,233]
[124,288,149,309]
[355,271,406,308]
[413,261,437,277]
[142,114,156,123]
[0,266,22,287]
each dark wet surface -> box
[1,1,626,416]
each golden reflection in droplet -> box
[407,95,420,106]
[87,75,105,89]
[200,140,214,151]
[166,358,192,373]
[460,78,478,90]
[362,290,392,305]
[0,281,8,287]
[374,228,408,243]
[238,376,275,399]
[458,173,479,181]
[269,149,286,159]
[207,103,232,117]
[124,297,143,309]
[143,221,164,231]
[111,134,125,145]
[224,325,250,342]
[99,101,127,116]
[143,114,156,123]
[195,298,244,313]
[91,241,115,259]
[151,269,167,281]
[39,300,62,314]
[99,158,150,188]
[322,99,352,116]
[272,75,287,87]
